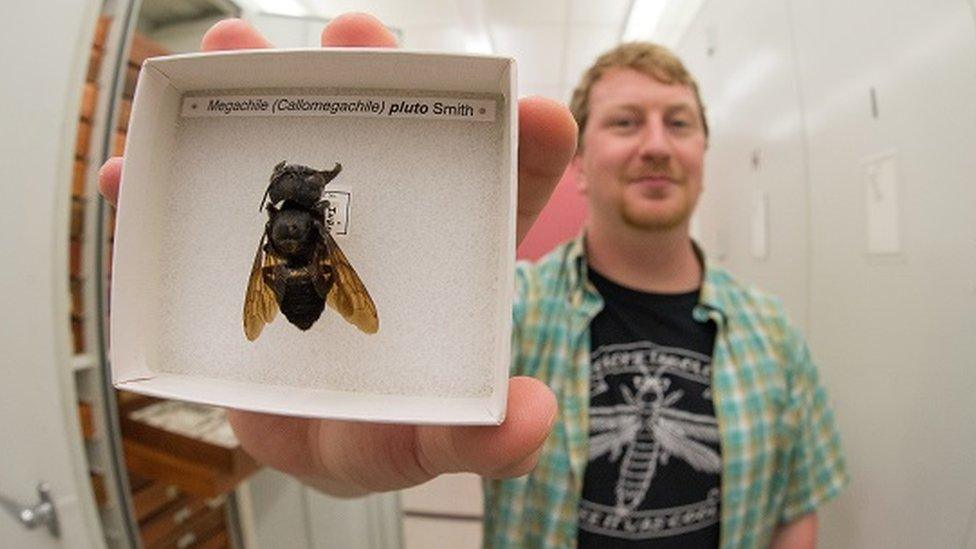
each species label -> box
[181,94,496,122]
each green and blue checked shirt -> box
[483,234,848,548]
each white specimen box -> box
[111,48,517,425]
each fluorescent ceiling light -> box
[465,35,493,54]
[621,0,669,42]
[253,0,308,17]
[456,0,494,54]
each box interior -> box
[112,49,516,424]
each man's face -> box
[574,68,707,233]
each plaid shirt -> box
[483,234,848,548]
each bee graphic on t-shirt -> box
[588,373,721,512]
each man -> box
[99,13,845,549]
[483,43,847,548]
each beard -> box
[620,185,698,231]
[619,158,699,231]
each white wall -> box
[678,0,976,547]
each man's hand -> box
[770,513,817,549]
[98,13,577,497]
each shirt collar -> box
[565,231,728,326]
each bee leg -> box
[259,184,273,211]
[311,208,333,237]
[263,206,279,240]
[260,162,287,210]
[312,199,331,215]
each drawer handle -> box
[176,532,197,549]
[173,506,192,524]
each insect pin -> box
[243,161,378,340]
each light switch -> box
[863,152,901,255]
[750,190,768,259]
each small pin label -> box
[322,191,350,235]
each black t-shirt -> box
[577,265,721,548]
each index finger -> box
[98,18,274,206]
[515,97,578,246]
[321,13,398,47]
[200,18,272,51]
[100,15,399,207]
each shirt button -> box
[693,306,710,323]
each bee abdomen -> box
[280,279,326,330]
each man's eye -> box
[611,119,638,128]
[669,119,690,128]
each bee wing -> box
[656,417,722,473]
[318,231,378,334]
[588,417,640,461]
[243,234,281,341]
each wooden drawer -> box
[141,496,226,549]
[129,472,154,491]
[140,495,204,545]
[90,472,107,507]
[78,400,94,439]
[132,480,181,523]
[72,158,86,197]
[120,396,259,498]
[123,64,138,99]
[196,528,229,549]
[71,313,85,353]
[117,98,132,132]
[75,120,92,160]
[113,129,126,156]
[70,276,84,317]
[92,16,110,50]
[69,239,83,275]
[70,196,86,240]
[80,82,98,122]
[87,48,102,83]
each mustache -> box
[632,160,683,181]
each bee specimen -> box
[243,161,378,340]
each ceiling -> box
[239,0,704,103]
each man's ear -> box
[571,154,588,195]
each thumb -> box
[415,376,558,479]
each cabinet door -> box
[0,1,104,547]
[790,0,976,547]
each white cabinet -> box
[677,0,976,546]
[400,474,484,549]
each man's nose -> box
[637,118,670,160]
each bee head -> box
[268,163,325,208]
